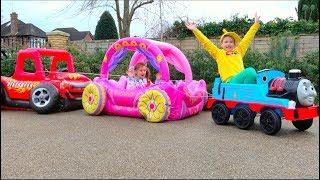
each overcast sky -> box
[1,0,298,38]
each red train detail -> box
[269,77,286,91]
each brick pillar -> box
[10,12,18,35]
[46,30,70,49]
[10,12,19,48]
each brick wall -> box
[83,34,93,42]
[46,31,70,49]
[72,34,319,57]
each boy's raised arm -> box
[237,12,261,57]
[185,20,220,59]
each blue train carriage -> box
[206,69,319,135]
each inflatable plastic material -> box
[138,89,170,122]
[130,40,193,82]
[82,83,106,115]
[82,37,208,122]
[1,48,91,114]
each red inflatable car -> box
[1,48,91,114]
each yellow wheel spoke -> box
[137,89,169,123]
[82,83,106,115]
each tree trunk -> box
[79,0,154,38]
[115,0,124,38]
[122,0,130,37]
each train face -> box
[268,69,317,107]
[296,79,317,106]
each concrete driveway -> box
[1,109,319,179]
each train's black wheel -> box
[233,106,255,129]
[260,109,281,135]
[211,103,230,125]
[292,119,313,131]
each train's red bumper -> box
[282,105,319,121]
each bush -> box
[94,11,119,40]
[163,21,193,40]
[1,50,16,76]
[164,15,319,39]
[297,0,319,22]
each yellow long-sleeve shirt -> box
[192,22,260,82]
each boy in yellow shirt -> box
[185,13,261,84]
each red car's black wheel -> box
[29,83,60,114]
[1,85,7,105]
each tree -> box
[79,0,154,38]
[137,0,183,39]
[296,0,319,22]
[95,11,118,40]
[1,8,4,24]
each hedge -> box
[164,15,319,39]
[1,37,319,104]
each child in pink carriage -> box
[126,62,152,89]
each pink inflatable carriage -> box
[82,37,208,122]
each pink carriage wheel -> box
[138,89,171,123]
[82,83,106,115]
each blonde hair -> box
[134,62,150,80]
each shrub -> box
[163,21,193,40]
[164,15,319,39]
[297,0,319,22]
[1,49,16,76]
[94,11,119,40]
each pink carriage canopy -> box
[100,37,171,81]
[130,40,193,83]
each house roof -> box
[1,20,46,38]
[53,28,93,41]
